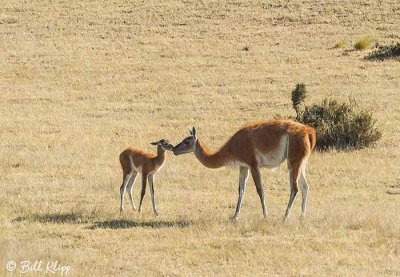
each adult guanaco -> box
[173,120,316,221]
[119,139,174,215]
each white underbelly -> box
[256,134,288,169]
[225,135,289,169]
[149,163,164,175]
[228,160,250,168]
[131,164,142,173]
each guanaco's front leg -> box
[148,174,158,216]
[138,173,147,214]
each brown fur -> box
[194,119,316,168]
[119,141,173,214]
[119,146,166,175]
[174,119,316,220]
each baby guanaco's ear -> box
[150,141,159,146]
[191,126,197,138]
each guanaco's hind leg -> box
[299,167,309,217]
[285,133,312,220]
[120,172,133,212]
[126,171,138,210]
[284,164,300,220]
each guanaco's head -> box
[150,139,174,151]
[173,127,197,156]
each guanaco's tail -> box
[308,127,317,151]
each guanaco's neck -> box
[153,145,166,166]
[194,140,230,169]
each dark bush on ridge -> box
[365,42,400,61]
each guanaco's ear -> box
[191,126,197,138]
[150,141,159,145]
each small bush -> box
[365,42,400,60]
[290,84,382,151]
[354,37,371,50]
[335,39,346,49]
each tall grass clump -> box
[290,84,382,151]
[334,39,346,48]
[354,36,371,50]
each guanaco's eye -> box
[184,140,190,145]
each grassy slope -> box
[1,0,399,276]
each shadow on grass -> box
[88,219,192,230]
[13,213,192,230]
[13,212,95,224]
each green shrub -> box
[290,84,382,151]
[365,42,400,60]
[354,37,371,50]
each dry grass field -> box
[1,0,400,276]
